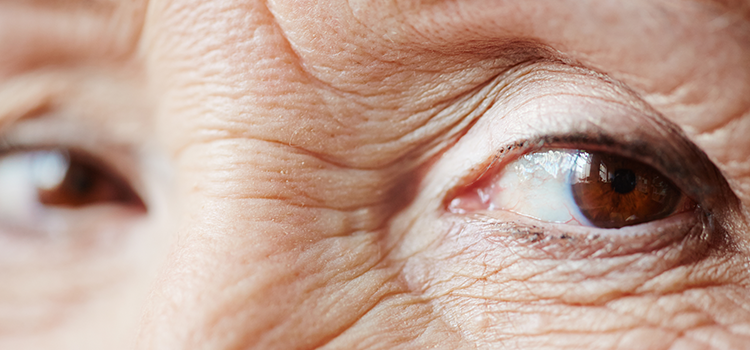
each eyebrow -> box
[0,0,145,75]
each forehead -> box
[3,0,750,167]
[144,0,750,202]
[3,0,747,58]
[262,0,749,114]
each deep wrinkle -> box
[447,128,731,216]
[456,210,708,259]
[447,132,734,247]
[4,0,750,347]
[437,61,741,255]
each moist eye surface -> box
[0,148,145,234]
[449,149,692,229]
[570,151,683,228]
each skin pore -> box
[2,0,750,349]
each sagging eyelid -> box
[429,62,740,242]
[470,131,726,212]
[444,127,733,230]
[474,65,733,209]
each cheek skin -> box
[136,141,462,349]
[399,212,750,349]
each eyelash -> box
[444,138,712,240]
[0,125,151,261]
[469,135,700,202]
[0,143,146,244]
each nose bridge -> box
[135,0,431,346]
[134,134,410,348]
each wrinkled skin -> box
[2,0,750,349]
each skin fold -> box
[1,0,750,349]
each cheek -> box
[396,211,747,348]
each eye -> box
[0,148,144,228]
[449,149,693,229]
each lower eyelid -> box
[454,209,706,258]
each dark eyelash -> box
[486,132,734,217]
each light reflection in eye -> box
[490,149,593,225]
[0,151,54,224]
[31,150,69,190]
[449,149,690,228]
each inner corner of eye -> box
[447,148,689,229]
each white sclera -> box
[490,149,594,226]
[0,150,69,224]
[32,151,69,190]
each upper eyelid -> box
[0,67,151,139]
[439,61,738,219]
[0,118,150,201]
[0,69,159,214]
[486,134,722,206]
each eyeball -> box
[449,149,693,229]
[0,148,144,228]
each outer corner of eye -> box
[446,148,694,230]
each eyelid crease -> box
[0,120,150,207]
[424,60,747,259]
[459,62,738,221]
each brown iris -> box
[571,152,684,228]
[33,150,144,208]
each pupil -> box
[67,166,95,195]
[611,168,637,194]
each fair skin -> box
[2,0,750,349]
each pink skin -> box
[2,0,750,349]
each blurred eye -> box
[0,148,144,227]
[449,149,693,229]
